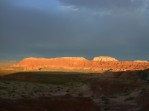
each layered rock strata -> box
[11,56,149,72]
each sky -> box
[0,0,149,61]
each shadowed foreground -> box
[0,69,149,111]
[0,96,100,111]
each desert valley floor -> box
[0,70,149,111]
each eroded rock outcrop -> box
[134,60,148,62]
[11,56,149,72]
[93,56,118,62]
[13,57,90,71]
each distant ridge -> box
[5,56,149,72]
[134,60,148,62]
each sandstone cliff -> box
[93,56,118,61]
[13,57,90,71]
[11,56,149,72]
[134,60,148,62]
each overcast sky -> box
[0,0,149,61]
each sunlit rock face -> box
[93,56,118,62]
[11,56,149,72]
[13,57,90,71]
[134,60,148,62]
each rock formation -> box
[10,56,149,72]
[134,60,148,62]
[93,56,118,61]
[12,57,90,71]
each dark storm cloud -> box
[0,0,81,60]
[59,0,144,9]
[58,0,149,60]
[0,0,149,60]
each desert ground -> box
[0,70,149,111]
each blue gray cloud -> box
[59,0,147,9]
[0,0,149,61]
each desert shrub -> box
[65,93,71,97]
[140,88,147,94]
[125,96,135,101]
[104,107,109,111]
[123,87,131,95]
[21,94,27,98]
[78,93,83,97]
[101,96,110,104]
[30,92,34,96]
[90,79,138,97]
[0,86,6,90]
[139,70,149,81]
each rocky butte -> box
[93,56,118,62]
[10,56,149,72]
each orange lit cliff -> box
[11,56,149,72]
